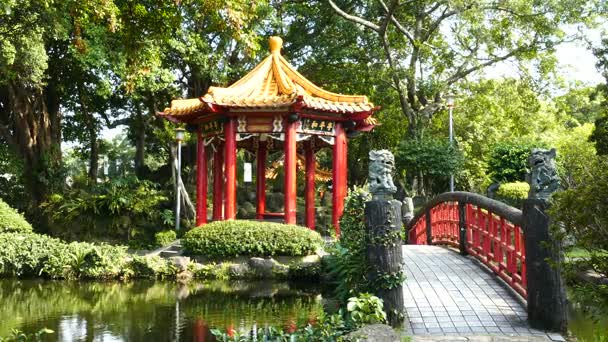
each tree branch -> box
[378,0,415,44]
[327,0,381,32]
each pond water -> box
[0,279,323,341]
[568,303,608,341]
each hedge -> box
[496,181,529,208]
[0,198,32,233]
[182,220,323,258]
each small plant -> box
[154,230,176,247]
[346,293,387,327]
[0,328,54,341]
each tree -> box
[0,0,119,208]
[326,0,600,138]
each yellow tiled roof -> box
[162,37,374,117]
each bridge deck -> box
[402,245,564,341]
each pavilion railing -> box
[407,191,527,299]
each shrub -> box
[182,221,323,258]
[0,232,130,279]
[127,255,174,279]
[154,230,176,247]
[495,182,529,208]
[41,176,168,241]
[395,137,463,195]
[488,141,541,183]
[325,186,371,302]
[0,198,32,233]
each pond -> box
[0,279,323,341]
[569,302,608,341]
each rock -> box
[344,324,400,342]
[248,257,288,278]
[228,263,251,278]
[169,256,191,272]
[176,270,193,284]
[248,257,275,275]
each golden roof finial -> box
[269,36,283,54]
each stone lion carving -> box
[369,150,397,196]
[526,148,559,201]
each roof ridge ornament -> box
[269,36,283,54]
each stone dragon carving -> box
[369,150,397,197]
[526,148,559,201]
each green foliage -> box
[432,78,562,191]
[126,255,174,279]
[591,115,608,156]
[550,156,608,277]
[209,293,388,341]
[495,182,529,208]
[154,230,176,247]
[326,187,371,302]
[0,232,128,279]
[0,328,54,342]
[211,310,347,342]
[346,293,386,327]
[182,221,323,258]
[0,231,177,280]
[395,137,463,195]
[488,141,540,183]
[550,123,597,189]
[0,198,32,233]
[41,176,168,241]
[549,153,608,317]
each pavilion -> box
[159,37,379,234]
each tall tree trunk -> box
[0,83,62,209]
[88,127,99,182]
[134,104,146,178]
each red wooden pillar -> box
[332,123,347,236]
[284,118,297,224]
[256,140,267,219]
[224,118,237,220]
[304,140,315,229]
[196,129,208,226]
[212,143,224,221]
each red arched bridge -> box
[403,192,566,339]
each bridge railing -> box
[407,191,527,298]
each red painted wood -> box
[304,140,315,229]
[212,143,224,220]
[256,140,267,220]
[224,118,237,220]
[332,123,346,236]
[411,199,528,299]
[195,130,208,226]
[284,118,297,224]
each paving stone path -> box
[402,245,565,341]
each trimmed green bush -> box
[0,232,129,279]
[182,220,323,258]
[0,198,32,233]
[154,230,176,247]
[496,181,529,208]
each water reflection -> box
[0,279,322,341]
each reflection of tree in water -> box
[0,279,322,341]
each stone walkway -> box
[402,245,565,341]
